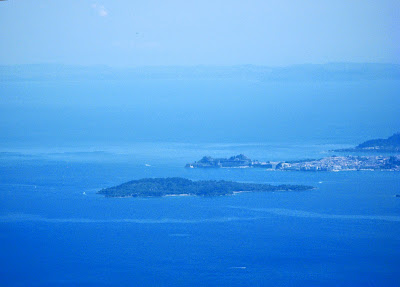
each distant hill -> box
[334,133,400,153]
[1,63,400,82]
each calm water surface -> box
[0,143,399,286]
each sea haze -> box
[0,64,400,286]
[0,64,399,145]
[2,0,400,285]
[0,142,399,286]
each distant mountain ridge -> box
[1,63,400,82]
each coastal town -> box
[274,155,400,171]
[186,154,400,171]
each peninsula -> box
[98,177,314,197]
[334,132,400,153]
[185,154,272,168]
[186,154,400,171]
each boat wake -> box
[228,206,400,222]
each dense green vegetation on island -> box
[98,177,314,197]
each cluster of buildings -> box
[275,155,400,171]
[186,154,400,171]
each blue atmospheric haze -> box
[1,1,400,287]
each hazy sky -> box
[0,0,399,66]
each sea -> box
[0,142,399,286]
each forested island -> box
[334,133,400,153]
[98,177,314,197]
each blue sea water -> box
[0,142,399,286]
[1,79,400,144]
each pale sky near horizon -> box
[0,0,399,66]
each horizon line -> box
[1,61,400,69]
